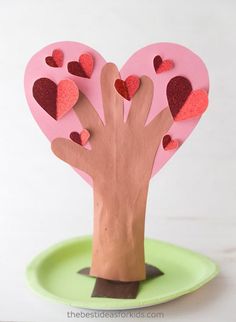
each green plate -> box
[26,236,219,309]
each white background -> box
[0,0,235,321]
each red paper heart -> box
[67,53,94,78]
[174,89,208,121]
[153,55,174,74]
[114,76,140,101]
[167,76,208,121]
[33,78,79,120]
[162,135,179,150]
[45,49,64,67]
[70,129,90,146]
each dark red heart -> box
[70,129,90,145]
[114,76,140,101]
[67,53,94,78]
[167,76,193,119]
[32,78,79,120]
[162,135,179,150]
[45,49,64,67]
[153,55,174,74]
[167,76,208,121]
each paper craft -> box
[45,49,64,67]
[25,42,209,300]
[79,264,163,299]
[167,76,208,121]
[33,78,79,120]
[70,129,90,146]
[162,134,179,150]
[114,75,140,100]
[153,55,174,73]
[67,53,94,78]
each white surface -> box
[0,0,235,321]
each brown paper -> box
[51,63,173,282]
[79,263,164,299]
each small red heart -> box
[167,76,208,121]
[114,76,140,101]
[70,129,90,146]
[162,135,179,150]
[67,53,94,78]
[153,55,174,74]
[45,49,64,67]
[33,78,79,120]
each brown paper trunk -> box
[90,180,149,282]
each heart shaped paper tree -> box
[25,42,209,299]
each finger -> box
[101,63,123,125]
[73,92,104,144]
[127,76,153,126]
[145,107,173,142]
[51,138,93,174]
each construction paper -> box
[174,89,208,121]
[167,76,192,119]
[153,55,174,73]
[167,76,208,121]
[25,42,209,284]
[145,263,164,279]
[162,134,179,150]
[25,42,209,186]
[92,278,139,299]
[33,78,79,120]
[45,49,64,67]
[80,264,163,299]
[68,53,94,78]
[114,75,140,100]
[78,263,164,280]
[52,63,173,282]
[70,129,90,146]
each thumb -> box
[51,138,93,175]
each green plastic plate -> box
[26,236,219,309]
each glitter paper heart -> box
[45,49,64,67]
[67,53,94,78]
[174,90,208,121]
[167,76,208,121]
[70,129,90,146]
[153,55,174,74]
[33,78,79,120]
[162,135,179,150]
[114,76,140,101]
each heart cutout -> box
[45,49,64,67]
[153,55,174,74]
[174,90,208,121]
[70,129,90,146]
[167,76,208,121]
[25,42,209,186]
[115,76,140,101]
[33,78,79,120]
[67,53,94,78]
[162,135,179,150]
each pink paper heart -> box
[25,42,209,186]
